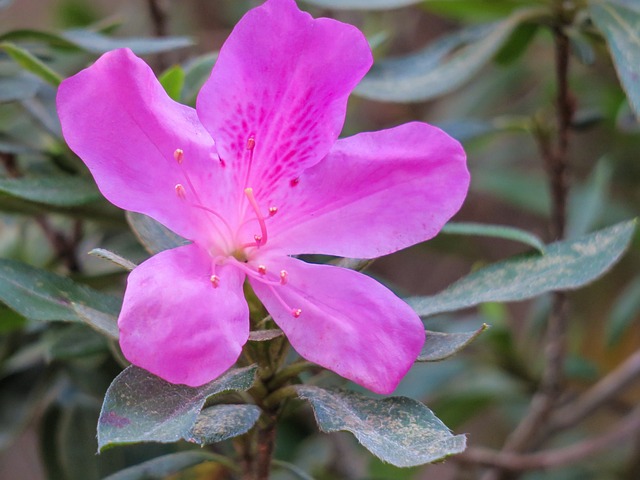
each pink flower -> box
[56,0,469,394]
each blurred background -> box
[1,0,639,479]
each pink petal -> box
[118,244,249,387]
[196,0,372,198]
[266,122,469,258]
[249,256,424,394]
[57,49,233,243]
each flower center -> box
[171,144,301,318]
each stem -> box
[254,413,277,480]
[480,8,575,480]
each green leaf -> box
[355,7,548,102]
[158,65,185,102]
[182,53,217,104]
[189,404,261,444]
[418,325,489,362]
[408,220,636,317]
[71,303,119,340]
[0,42,62,86]
[297,386,466,467]
[441,222,546,253]
[567,157,613,238]
[302,0,421,9]
[102,451,224,480]
[248,329,283,341]
[0,74,40,103]
[0,258,121,323]
[0,175,100,207]
[590,1,640,116]
[126,212,187,255]
[89,248,137,271]
[44,324,108,360]
[61,29,192,55]
[606,276,640,347]
[98,365,257,450]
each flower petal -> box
[118,244,249,387]
[249,256,424,394]
[57,48,232,242]
[266,122,469,258]
[196,0,372,196]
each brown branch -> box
[147,0,171,71]
[479,10,575,480]
[457,405,640,472]
[549,349,640,433]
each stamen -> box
[244,187,268,247]
[175,183,186,200]
[279,270,288,285]
[246,137,256,150]
[174,148,184,164]
[210,275,220,288]
[266,284,302,319]
[269,206,278,217]
[258,265,267,275]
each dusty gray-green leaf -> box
[61,29,192,55]
[187,404,261,445]
[408,220,636,317]
[98,365,257,450]
[72,303,119,340]
[0,74,39,103]
[126,212,188,254]
[303,0,421,9]
[0,42,62,86]
[248,329,283,341]
[441,222,546,253]
[418,325,489,362]
[89,248,137,271]
[297,386,466,467]
[355,8,548,102]
[590,1,640,116]
[102,451,222,480]
[0,175,100,207]
[0,258,121,323]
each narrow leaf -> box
[61,29,192,55]
[355,8,548,102]
[606,276,640,347]
[418,325,489,362]
[126,212,187,254]
[102,452,223,480]
[98,365,257,450]
[297,386,466,467]
[187,404,261,444]
[0,175,100,207]
[72,303,119,340]
[590,2,640,116]
[248,329,283,341]
[89,248,137,271]
[0,258,121,323]
[408,220,636,317]
[441,222,546,253]
[0,42,62,86]
[0,74,40,103]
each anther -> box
[175,183,186,199]
[280,269,288,285]
[173,148,184,164]
[254,234,263,245]
[257,265,267,275]
[292,308,302,318]
[210,275,220,288]
[246,137,255,151]
[268,206,278,216]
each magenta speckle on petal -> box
[100,411,131,428]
